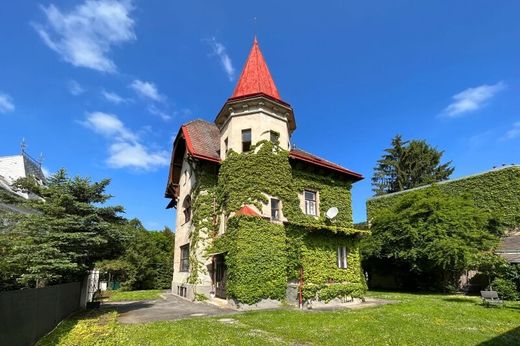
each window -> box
[304,190,317,216]
[270,131,279,144]
[271,198,280,221]
[242,129,252,152]
[180,244,190,272]
[183,195,192,223]
[337,246,348,269]
[224,137,228,154]
[183,169,188,185]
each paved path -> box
[105,294,237,324]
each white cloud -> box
[82,111,136,141]
[129,80,164,102]
[81,111,168,170]
[102,90,128,104]
[68,80,85,95]
[207,37,235,81]
[443,81,506,117]
[147,105,171,121]
[34,0,136,73]
[0,92,15,113]
[503,121,520,140]
[107,141,169,169]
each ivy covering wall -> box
[367,166,520,228]
[187,161,218,285]
[207,141,367,304]
[221,216,287,304]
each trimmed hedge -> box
[367,166,520,228]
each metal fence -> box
[0,282,82,346]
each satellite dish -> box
[326,207,339,219]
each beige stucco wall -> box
[219,106,291,159]
[172,153,213,290]
[172,154,195,286]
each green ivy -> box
[219,215,287,304]
[208,141,367,303]
[286,225,367,301]
[187,162,218,285]
[367,166,520,228]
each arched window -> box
[183,195,192,223]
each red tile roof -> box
[235,205,261,217]
[174,121,363,182]
[182,119,220,163]
[289,148,364,181]
[230,37,282,102]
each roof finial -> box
[253,16,257,42]
[20,138,27,154]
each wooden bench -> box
[480,290,503,306]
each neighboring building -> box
[0,151,45,201]
[0,150,45,215]
[165,38,367,305]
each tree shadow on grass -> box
[478,326,520,346]
[442,297,476,303]
[37,302,155,345]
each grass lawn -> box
[38,291,520,345]
[105,289,164,302]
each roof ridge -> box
[182,118,216,126]
[368,164,520,201]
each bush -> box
[490,278,519,301]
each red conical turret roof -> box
[231,37,281,101]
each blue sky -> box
[1,1,519,229]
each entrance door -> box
[215,254,227,298]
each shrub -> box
[490,278,519,301]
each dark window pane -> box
[242,129,251,141]
[270,131,279,143]
[304,190,316,201]
[271,198,280,220]
[242,129,252,152]
[180,244,190,272]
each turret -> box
[214,38,296,159]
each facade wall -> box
[219,107,291,160]
[172,154,195,289]
[0,156,25,184]
[171,155,214,298]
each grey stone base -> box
[228,298,282,311]
[171,282,212,301]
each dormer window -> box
[270,131,279,144]
[242,129,252,152]
[182,195,192,223]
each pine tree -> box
[372,135,454,195]
[0,169,129,289]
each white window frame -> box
[304,190,317,216]
[337,246,348,269]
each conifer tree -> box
[0,169,129,289]
[372,135,454,195]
